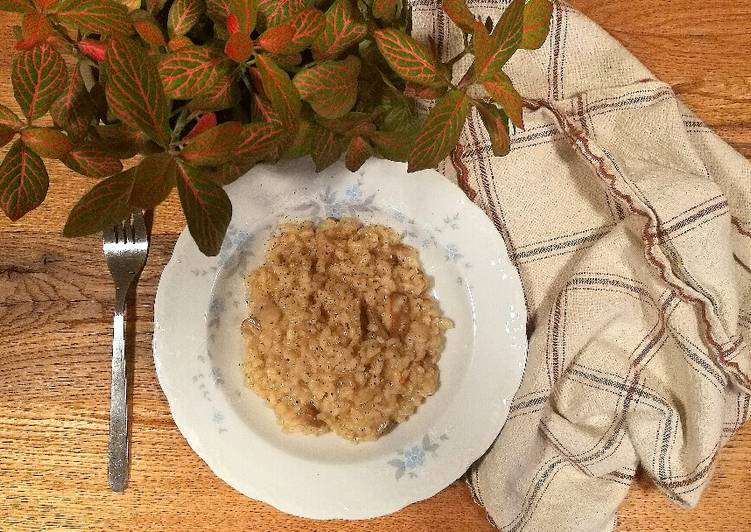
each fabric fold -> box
[411,1,751,529]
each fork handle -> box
[108,286,129,492]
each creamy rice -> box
[242,218,451,441]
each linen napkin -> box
[411,1,751,530]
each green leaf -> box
[442,0,475,33]
[372,0,397,22]
[237,121,286,162]
[105,37,171,147]
[473,0,523,80]
[20,127,72,159]
[0,140,48,220]
[481,69,523,128]
[255,54,301,131]
[311,126,343,171]
[160,45,236,100]
[176,160,232,256]
[373,28,446,88]
[344,135,371,172]
[0,0,34,12]
[312,0,367,60]
[63,142,124,178]
[228,0,257,33]
[131,152,177,208]
[168,0,205,37]
[316,112,371,134]
[408,89,469,172]
[130,9,167,46]
[53,0,132,35]
[370,128,416,161]
[12,44,68,121]
[50,66,95,141]
[475,102,511,156]
[257,0,306,27]
[63,169,134,237]
[293,55,360,119]
[521,0,553,49]
[289,8,324,48]
[180,121,243,166]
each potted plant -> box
[0,0,551,255]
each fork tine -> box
[132,210,147,242]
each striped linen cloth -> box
[411,1,751,530]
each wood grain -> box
[1,1,750,530]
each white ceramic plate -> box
[153,158,527,519]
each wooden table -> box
[1,1,750,530]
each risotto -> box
[242,218,451,441]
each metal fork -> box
[103,211,149,492]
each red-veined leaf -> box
[226,12,239,33]
[12,44,67,121]
[0,0,34,13]
[130,9,166,46]
[160,45,236,100]
[206,0,230,24]
[224,32,253,62]
[33,0,56,11]
[311,126,342,171]
[257,24,300,54]
[373,28,446,88]
[372,0,397,22]
[370,128,416,161]
[146,0,167,11]
[116,0,142,10]
[289,8,324,48]
[187,71,240,111]
[63,141,124,177]
[344,135,371,171]
[237,121,286,162]
[185,112,217,140]
[281,118,313,158]
[20,127,72,158]
[475,102,510,156]
[312,0,367,60]
[268,53,302,69]
[168,36,193,50]
[408,89,469,172]
[316,112,371,134]
[63,169,134,237]
[176,159,232,256]
[228,0,257,34]
[93,123,143,159]
[255,54,301,131]
[130,152,177,208]
[442,0,475,33]
[473,0,523,80]
[105,38,170,146]
[168,0,205,37]
[257,0,306,27]
[404,81,446,99]
[180,121,243,166]
[0,104,24,129]
[0,140,48,220]
[78,39,107,62]
[481,69,523,128]
[209,160,255,185]
[22,13,53,46]
[50,66,95,141]
[53,0,132,35]
[521,0,553,49]
[293,55,359,119]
